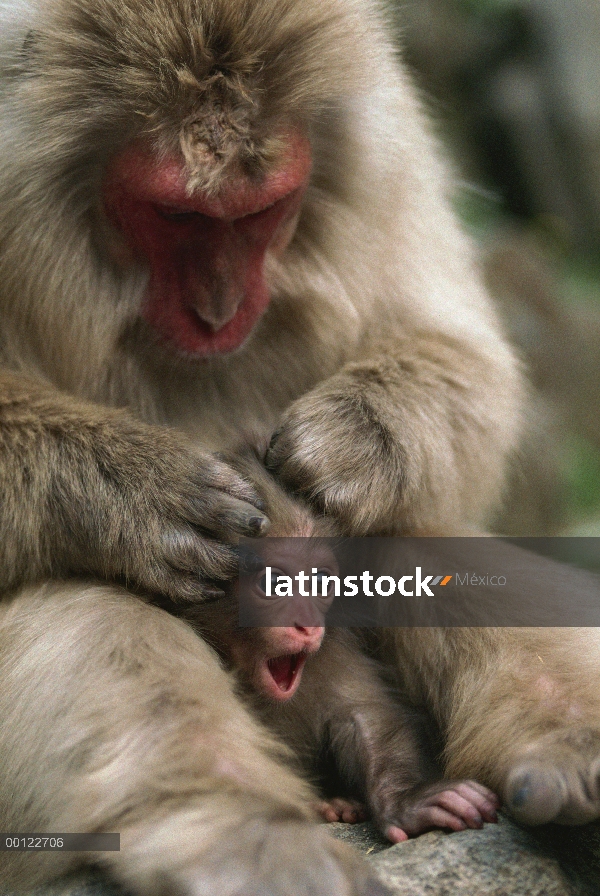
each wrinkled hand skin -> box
[55,437,270,602]
[0,379,269,601]
[66,436,270,602]
[373,780,500,844]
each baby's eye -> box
[315,570,336,596]
[258,568,286,595]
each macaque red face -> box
[220,539,338,702]
[103,131,312,356]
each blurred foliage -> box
[564,436,600,517]
[456,0,517,14]
[563,257,600,309]
[455,188,600,527]
[400,0,600,529]
[453,185,506,238]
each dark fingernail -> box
[238,513,269,536]
[201,587,226,602]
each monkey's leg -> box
[389,627,600,827]
[0,584,386,896]
[298,634,497,844]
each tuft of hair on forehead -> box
[19,0,386,181]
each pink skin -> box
[383,781,500,844]
[231,542,337,702]
[316,783,499,842]
[226,622,322,703]
[215,616,323,702]
[253,626,322,702]
[103,130,312,356]
[315,799,367,825]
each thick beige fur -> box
[0,0,596,893]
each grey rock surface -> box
[328,816,600,896]
[3,817,599,896]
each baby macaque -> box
[187,450,500,843]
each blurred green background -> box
[392,0,600,533]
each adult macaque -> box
[0,0,598,893]
[188,452,500,843]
